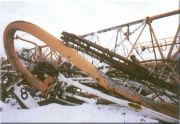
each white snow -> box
[0,101,158,123]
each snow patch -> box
[1,101,158,123]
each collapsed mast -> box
[2,9,180,122]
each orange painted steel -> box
[3,21,108,92]
[3,21,179,119]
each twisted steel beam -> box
[3,21,179,120]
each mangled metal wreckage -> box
[1,9,180,123]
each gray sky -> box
[0,0,179,57]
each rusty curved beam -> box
[3,21,179,120]
[3,21,109,92]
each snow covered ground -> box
[0,101,158,123]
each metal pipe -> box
[167,25,180,59]
[80,19,144,37]
[148,23,165,59]
[148,9,180,21]
[148,23,157,63]
[127,24,146,58]
[81,9,180,37]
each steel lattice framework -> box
[2,9,180,122]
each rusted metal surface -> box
[2,9,180,121]
[61,32,179,118]
[79,9,180,87]
[148,9,180,21]
[61,32,178,93]
[3,21,111,93]
[3,21,179,119]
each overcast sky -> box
[0,0,179,57]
